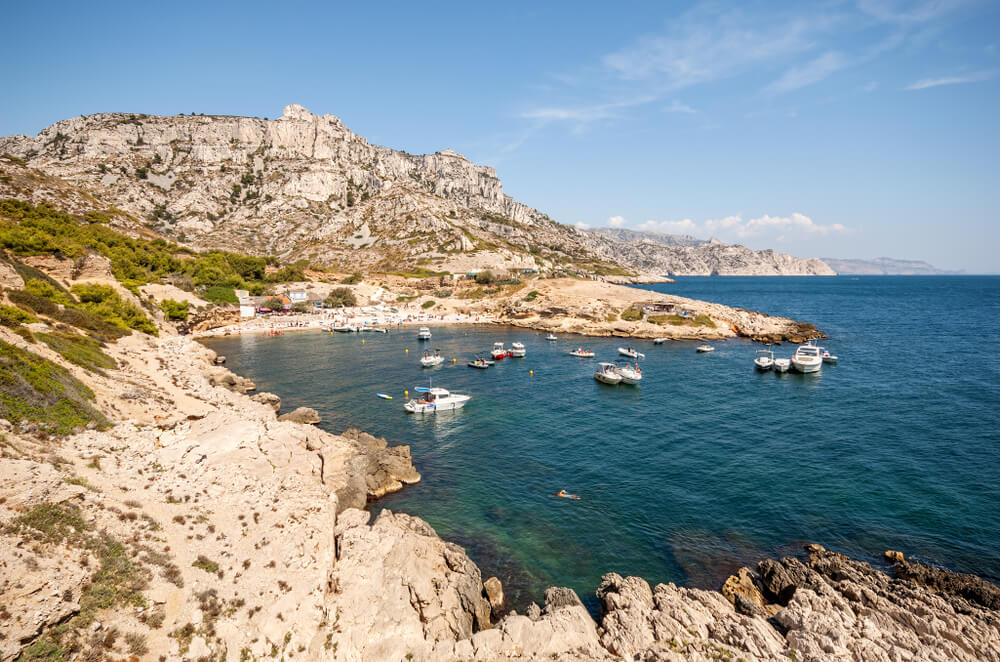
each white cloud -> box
[575,221,591,230]
[607,215,626,228]
[637,213,847,241]
[904,70,995,90]
[519,95,656,128]
[766,51,850,93]
[664,100,697,114]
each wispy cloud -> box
[904,70,996,90]
[636,212,847,241]
[519,96,655,127]
[765,51,850,93]
[607,215,626,228]
[857,0,967,25]
[664,100,697,114]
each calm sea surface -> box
[202,276,1000,610]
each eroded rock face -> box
[250,391,282,412]
[329,509,493,660]
[277,406,321,425]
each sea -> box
[201,276,1000,612]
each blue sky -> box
[1,1,997,271]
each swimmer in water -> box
[555,489,580,500]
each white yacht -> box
[420,350,444,367]
[618,347,645,359]
[509,342,526,357]
[696,344,715,353]
[333,325,357,333]
[791,343,823,373]
[417,327,432,340]
[404,387,470,413]
[616,360,642,385]
[594,362,623,385]
[653,338,668,344]
[754,348,775,371]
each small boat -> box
[696,344,715,353]
[468,355,492,369]
[417,327,432,340]
[754,348,775,371]
[404,386,470,413]
[773,358,791,373]
[594,362,622,385]
[333,325,356,333]
[420,350,444,368]
[569,348,595,358]
[509,342,526,358]
[653,338,668,345]
[615,360,642,385]
[791,343,822,373]
[546,333,558,341]
[618,347,645,359]
[376,393,393,400]
[821,349,838,364]
[490,342,507,360]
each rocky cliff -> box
[822,256,959,275]
[2,107,835,280]
[588,228,836,276]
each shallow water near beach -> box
[203,276,1000,611]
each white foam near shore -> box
[193,307,497,338]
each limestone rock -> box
[484,576,505,615]
[0,260,24,289]
[250,391,281,412]
[277,406,320,424]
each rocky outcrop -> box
[250,391,281,411]
[587,228,836,276]
[277,406,321,424]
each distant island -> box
[823,257,961,275]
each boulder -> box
[277,406,320,425]
[250,391,281,412]
[483,576,504,616]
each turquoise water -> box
[202,276,1000,610]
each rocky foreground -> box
[2,323,999,660]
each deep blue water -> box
[202,276,1000,609]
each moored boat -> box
[510,342,526,357]
[569,347,595,358]
[417,326,432,340]
[468,355,492,369]
[594,362,622,384]
[754,348,775,371]
[791,343,822,373]
[618,347,645,359]
[491,342,507,360]
[420,349,444,367]
[773,358,791,373]
[333,325,356,333]
[696,344,715,353]
[616,360,642,385]
[546,333,558,341]
[404,386,470,413]
[653,338,668,344]
[821,349,838,364]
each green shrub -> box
[524,290,539,302]
[51,305,129,342]
[6,288,59,316]
[325,287,356,307]
[263,297,284,311]
[202,285,238,304]
[192,555,219,574]
[433,290,452,298]
[0,303,37,327]
[620,308,643,322]
[341,273,362,284]
[159,298,189,321]
[70,283,157,335]
[24,278,73,304]
[38,331,117,374]
[474,270,496,285]
[421,300,436,309]
[0,340,108,434]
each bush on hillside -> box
[70,283,157,335]
[324,287,356,307]
[159,299,189,321]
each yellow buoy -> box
[362,339,365,344]
[405,348,409,353]
[404,390,408,397]
[529,370,534,375]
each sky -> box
[1,1,998,272]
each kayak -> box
[376,393,393,400]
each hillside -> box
[822,256,959,275]
[589,227,836,276]
[2,105,839,280]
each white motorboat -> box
[468,355,492,369]
[510,342,526,357]
[404,386,470,413]
[615,360,642,385]
[594,362,622,385]
[653,338,668,344]
[618,347,646,359]
[569,347,595,358]
[791,343,823,373]
[821,349,838,364]
[417,327,432,340]
[333,325,357,333]
[696,344,715,353]
[754,348,775,371]
[773,358,791,373]
[420,350,444,368]
[491,342,508,360]
[546,333,558,341]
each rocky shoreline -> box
[3,323,999,660]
